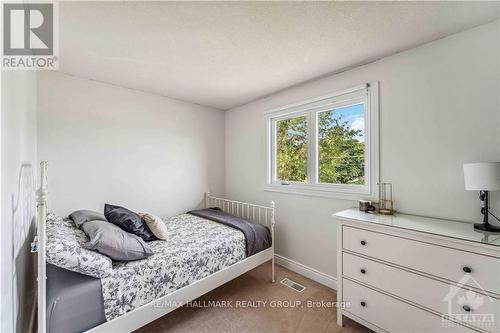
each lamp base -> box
[474,222,500,233]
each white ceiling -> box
[59,2,500,110]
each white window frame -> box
[265,82,379,200]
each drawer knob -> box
[463,305,471,312]
[360,301,366,307]
[360,269,366,274]
[360,240,367,246]
[462,266,472,273]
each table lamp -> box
[463,162,500,232]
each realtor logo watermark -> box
[2,2,58,69]
[441,273,496,330]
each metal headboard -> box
[204,192,275,229]
[12,164,35,332]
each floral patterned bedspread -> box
[101,213,246,321]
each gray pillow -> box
[82,220,154,261]
[70,210,106,228]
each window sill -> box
[264,184,376,201]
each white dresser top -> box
[333,208,500,247]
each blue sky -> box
[329,103,364,141]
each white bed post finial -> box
[205,192,210,209]
[36,161,48,333]
[270,201,275,283]
[37,162,48,202]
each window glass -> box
[276,115,308,182]
[317,103,365,185]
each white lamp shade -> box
[463,162,500,191]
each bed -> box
[34,162,275,333]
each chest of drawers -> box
[334,209,500,333]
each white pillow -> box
[139,212,169,240]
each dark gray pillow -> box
[104,204,156,241]
[69,210,106,228]
[82,220,154,261]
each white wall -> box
[38,72,225,217]
[1,71,38,332]
[225,21,500,282]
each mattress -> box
[48,212,246,329]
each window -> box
[276,115,308,183]
[266,83,379,199]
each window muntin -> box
[276,115,308,183]
[317,103,365,185]
[266,83,378,198]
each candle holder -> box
[378,182,394,215]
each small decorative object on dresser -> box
[358,200,376,213]
[377,182,394,215]
[334,209,500,333]
[463,162,500,232]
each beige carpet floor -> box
[136,262,372,333]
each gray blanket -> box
[188,208,271,257]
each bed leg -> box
[270,200,276,283]
[271,255,275,283]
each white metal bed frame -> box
[35,161,275,333]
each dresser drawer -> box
[343,252,500,333]
[343,225,500,295]
[342,278,477,333]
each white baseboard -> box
[274,254,337,290]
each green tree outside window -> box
[276,106,364,185]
